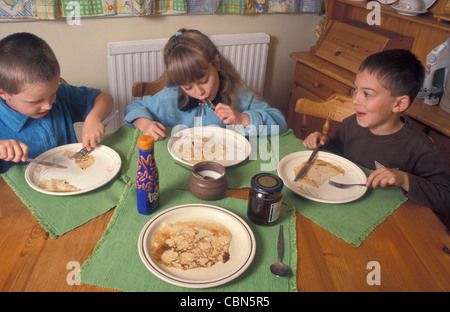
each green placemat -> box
[0,126,135,238]
[80,130,297,292]
[79,128,405,292]
[276,130,407,247]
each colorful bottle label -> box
[136,149,159,215]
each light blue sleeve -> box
[123,87,179,128]
[236,88,287,136]
[123,98,154,128]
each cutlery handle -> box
[277,225,284,260]
[204,98,216,110]
[174,162,194,173]
[103,109,119,127]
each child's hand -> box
[214,103,250,127]
[366,167,410,191]
[303,131,328,149]
[82,117,106,151]
[82,92,114,150]
[0,140,29,163]
[133,117,166,141]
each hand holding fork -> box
[70,109,118,159]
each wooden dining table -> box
[1,174,449,292]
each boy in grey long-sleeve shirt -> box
[303,49,450,215]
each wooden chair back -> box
[132,73,168,97]
[295,94,354,136]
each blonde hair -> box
[163,29,244,108]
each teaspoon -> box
[174,162,213,180]
[270,225,290,277]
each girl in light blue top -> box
[124,28,287,140]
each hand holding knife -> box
[294,143,322,182]
[295,130,327,182]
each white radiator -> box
[107,33,270,131]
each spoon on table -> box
[174,162,214,180]
[270,225,290,277]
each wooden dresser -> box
[288,0,450,167]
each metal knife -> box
[294,144,321,182]
[103,109,119,127]
[27,158,67,169]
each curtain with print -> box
[0,0,323,19]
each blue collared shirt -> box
[0,83,100,173]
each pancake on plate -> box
[151,220,232,270]
[63,150,95,170]
[294,159,345,188]
[178,135,225,163]
[73,155,95,170]
[37,179,79,192]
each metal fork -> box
[69,109,119,159]
[328,180,368,189]
[328,180,397,189]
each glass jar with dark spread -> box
[247,173,284,226]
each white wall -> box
[0,13,320,118]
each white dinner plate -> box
[390,4,428,16]
[277,151,367,204]
[138,204,256,289]
[167,126,251,167]
[423,0,436,9]
[25,143,121,196]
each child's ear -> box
[393,95,410,113]
[0,89,8,101]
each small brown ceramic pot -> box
[188,162,227,201]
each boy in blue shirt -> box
[0,32,113,173]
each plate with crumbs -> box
[167,126,251,167]
[25,143,121,196]
[277,151,367,204]
[138,204,256,288]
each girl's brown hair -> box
[163,29,244,109]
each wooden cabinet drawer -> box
[291,82,322,102]
[293,62,351,99]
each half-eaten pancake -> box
[63,151,96,170]
[294,159,345,188]
[73,155,95,170]
[38,179,79,192]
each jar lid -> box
[251,173,284,194]
[138,135,154,150]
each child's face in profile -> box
[352,69,407,135]
[0,75,60,119]
[179,63,220,102]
